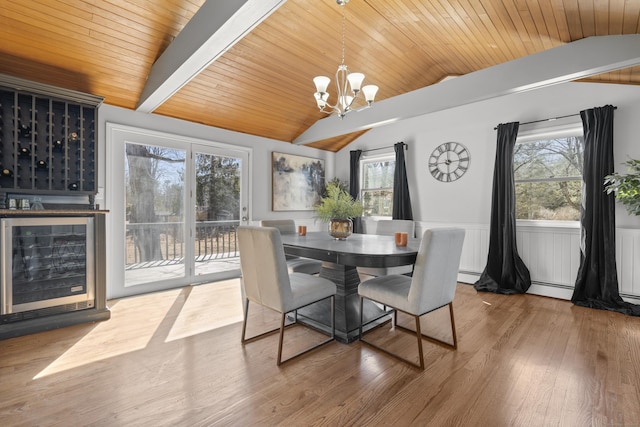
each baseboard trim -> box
[459,271,640,304]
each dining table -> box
[280,231,420,343]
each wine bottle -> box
[15,119,31,138]
[19,146,31,157]
[1,167,13,177]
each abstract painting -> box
[272,152,325,211]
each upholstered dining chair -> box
[358,219,416,277]
[238,226,336,366]
[260,219,323,275]
[358,228,465,370]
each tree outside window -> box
[360,156,395,217]
[514,135,584,221]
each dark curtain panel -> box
[572,105,640,315]
[392,142,413,220]
[349,149,363,233]
[475,122,532,294]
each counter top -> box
[0,209,109,216]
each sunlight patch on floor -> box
[165,279,244,342]
[34,288,183,379]
[33,280,245,379]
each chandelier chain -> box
[341,5,346,65]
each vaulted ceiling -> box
[1,0,640,152]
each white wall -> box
[97,104,333,225]
[336,81,640,228]
[96,82,640,300]
[336,81,640,301]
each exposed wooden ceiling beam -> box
[136,0,286,113]
[293,35,640,146]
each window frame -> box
[359,152,396,219]
[514,123,584,225]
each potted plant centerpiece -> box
[604,158,640,216]
[315,181,363,240]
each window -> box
[360,154,395,217]
[514,129,584,221]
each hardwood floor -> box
[1,279,639,426]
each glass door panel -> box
[124,143,186,287]
[193,145,248,278]
[1,217,94,314]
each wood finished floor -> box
[1,279,639,426]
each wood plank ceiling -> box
[1,0,639,152]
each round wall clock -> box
[428,142,470,182]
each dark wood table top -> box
[280,231,419,268]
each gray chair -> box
[358,228,465,370]
[238,226,336,366]
[358,219,416,277]
[260,219,322,275]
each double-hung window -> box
[360,153,395,217]
[514,126,584,221]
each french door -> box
[192,144,249,278]
[107,124,250,299]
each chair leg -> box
[396,303,457,350]
[449,302,458,350]
[359,298,457,370]
[241,298,282,344]
[359,297,426,370]
[276,295,336,366]
[277,312,287,366]
[414,314,425,370]
[358,296,364,340]
[241,298,249,342]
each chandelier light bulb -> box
[313,76,331,93]
[314,92,329,108]
[347,72,364,92]
[362,85,379,104]
[340,95,354,110]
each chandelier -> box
[313,0,379,119]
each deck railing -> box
[126,220,239,269]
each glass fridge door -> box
[1,217,95,315]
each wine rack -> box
[0,77,103,207]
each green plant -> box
[315,181,363,221]
[604,158,640,216]
[322,177,349,197]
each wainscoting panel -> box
[617,228,640,297]
[417,221,640,300]
[516,225,581,288]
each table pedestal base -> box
[297,262,391,343]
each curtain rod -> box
[361,142,408,153]
[493,106,617,130]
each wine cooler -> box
[1,217,95,319]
